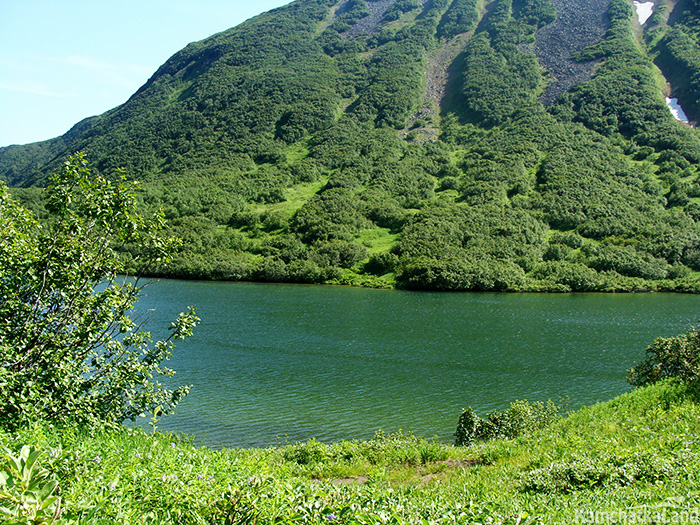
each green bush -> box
[364,252,399,275]
[628,326,700,387]
[282,438,329,465]
[0,445,62,524]
[529,261,603,291]
[455,399,560,446]
[522,452,678,493]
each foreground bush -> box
[628,325,700,387]
[0,154,198,431]
[0,445,62,524]
[454,399,561,446]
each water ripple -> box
[134,282,700,448]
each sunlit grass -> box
[3,380,699,523]
[357,227,398,254]
[285,141,310,164]
[252,177,327,217]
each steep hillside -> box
[2,0,700,292]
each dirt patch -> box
[331,474,369,485]
[535,0,611,105]
[444,458,482,469]
[420,458,484,484]
[428,33,473,113]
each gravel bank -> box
[535,0,611,106]
[344,0,398,38]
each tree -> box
[0,153,199,431]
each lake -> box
[132,279,700,448]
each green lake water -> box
[133,279,700,448]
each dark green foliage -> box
[458,36,542,126]
[628,326,700,387]
[349,40,425,129]
[384,0,422,22]
[364,252,399,275]
[313,239,368,268]
[395,201,546,291]
[585,243,669,280]
[529,261,604,291]
[397,255,528,291]
[455,399,560,446]
[452,0,553,124]
[512,0,555,28]
[291,187,370,243]
[365,197,407,231]
[436,0,480,40]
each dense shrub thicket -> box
[454,399,561,446]
[2,0,700,292]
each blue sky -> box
[0,0,291,147]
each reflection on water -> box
[133,280,700,448]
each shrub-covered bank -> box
[3,379,700,524]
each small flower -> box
[109,482,117,490]
[93,456,101,463]
[325,513,338,521]
[134,452,142,459]
[197,474,204,480]
[171,442,177,448]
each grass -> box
[284,142,310,164]
[357,227,399,254]
[2,380,700,524]
[251,178,327,218]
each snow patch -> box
[633,1,654,25]
[666,97,691,124]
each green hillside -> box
[3,0,700,292]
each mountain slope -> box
[2,0,700,292]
